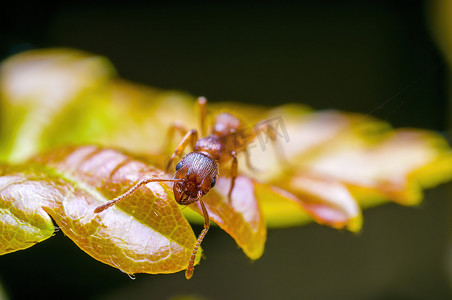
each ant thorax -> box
[194,136,224,161]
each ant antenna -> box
[94,177,182,213]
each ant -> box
[94,97,279,279]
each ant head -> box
[172,152,218,205]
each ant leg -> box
[228,151,238,200]
[162,122,188,155]
[94,178,181,213]
[166,129,198,172]
[197,97,208,137]
[186,196,210,279]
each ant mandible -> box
[94,97,276,279]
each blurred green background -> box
[1,1,451,299]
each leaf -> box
[303,129,452,206]
[0,49,200,164]
[284,173,362,232]
[232,110,368,230]
[255,183,313,228]
[254,174,361,232]
[237,107,452,229]
[188,176,266,260]
[239,109,355,182]
[0,49,115,163]
[0,164,56,254]
[1,48,452,235]
[1,145,199,275]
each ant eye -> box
[210,178,216,188]
[175,161,182,171]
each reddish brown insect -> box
[94,97,275,279]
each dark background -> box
[1,1,451,299]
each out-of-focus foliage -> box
[430,0,452,69]
[429,0,452,288]
[0,280,8,300]
[0,49,451,276]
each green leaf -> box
[189,176,266,260]
[0,164,55,254]
[2,48,452,236]
[1,145,199,275]
[0,49,116,163]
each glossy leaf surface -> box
[0,164,56,254]
[189,176,266,260]
[1,48,451,257]
[1,145,199,275]
[285,173,361,232]
[240,108,452,229]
